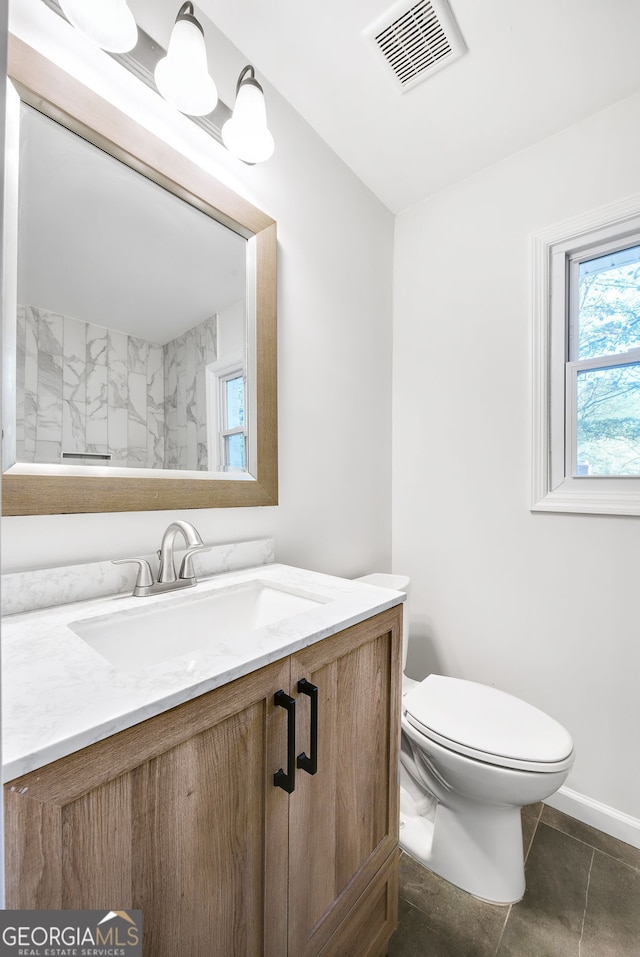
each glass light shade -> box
[154,18,218,116]
[59,0,138,53]
[222,79,275,164]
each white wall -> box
[217,301,245,360]
[2,0,394,578]
[393,90,640,827]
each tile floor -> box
[388,804,640,957]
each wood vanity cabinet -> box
[4,606,401,957]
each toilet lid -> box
[403,675,574,769]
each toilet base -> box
[399,777,526,905]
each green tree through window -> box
[573,245,640,476]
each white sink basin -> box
[69,581,324,672]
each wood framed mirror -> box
[2,37,277,515]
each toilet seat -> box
[403,675,574,773]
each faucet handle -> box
[178,545,211,581]
[112,558,155,591]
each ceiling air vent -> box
[364,0,466,93]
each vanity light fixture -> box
[58,0,138,54]
[49,0,275,163]
[222,65,275,164]
[154,2,218,117]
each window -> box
[206,357,247,473]
[531,195,640,514]
[568,243,640,478]
[219,369,246,471]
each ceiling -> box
[18,104,246,341]
[192,0,640,213]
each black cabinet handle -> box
[296,678,318,775]
[273,690,296,792]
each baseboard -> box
[544,786,640,850]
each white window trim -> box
[206,355,246,473]
[531,192,640,515]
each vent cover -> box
[365,0,466,92]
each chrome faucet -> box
[157,520,208,583]
[113,521,211,597]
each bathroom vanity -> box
[2,553,403,957]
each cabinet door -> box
[4,657,291,957]
[287,606,402,957]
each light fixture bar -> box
[41,0,232,145]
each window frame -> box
[531,193,640,515]
[206,356,247,473]
[219,367,247,472]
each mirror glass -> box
[14,104,252,475]
[3,37,277,516]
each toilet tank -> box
[355,574,410,671]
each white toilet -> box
[356,574,574,905]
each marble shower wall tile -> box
[85,323,109,452]
[107,327,128,457]
[86,364,108,447]
[184,330,197,468]
[147,343,165,468]
[37,310,64,358]
[23,306,39,397]
[127,447,148,467]
[21,392,38,462]
[108,406,128,462]
[127,370,148,449]
[15,306,166,468]
[14,306,224,470]
[33,440,62,463]
[63,316,86,403]
[197,314,217,360]
[107,329,128,409]
[199,316,217,469]
[35,351,64,445]
[35,308,64,451]
[62,399,86,454]
[128,335,148,375]
[163,336,178,468]
[195,368,208,470]
[86,322,108,367]
[163,314,217,471]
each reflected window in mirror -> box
[217,361,246,472]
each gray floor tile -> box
[541,805,640,871]
[521,802,543,823]
[388,899,463,957]
[521,803,542,861]
[391,813,639,957]
[496,822,593,957]
[392,852,507,957]
[580,850,640,957]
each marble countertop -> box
[2,563,404,782]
